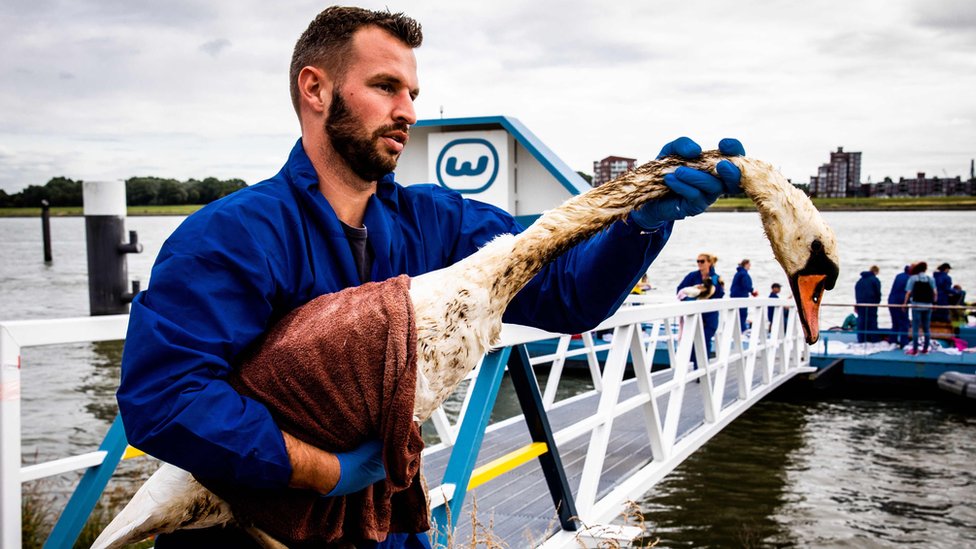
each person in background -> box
[730,258,758,332]
[677,253,724,358]
[841,309,858,331]
[904,262,937,355]
[949,283,967,324]
[887,264,912,347]
[854,265,882,343]
[767,282,781,329]
[631,273,652,295]
[933,263,953,322]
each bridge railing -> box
[420,296,813,546]
[0,296,808,548]
[0,315,130,549]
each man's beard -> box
[325,91,407,183]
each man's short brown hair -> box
[289,6,423,115]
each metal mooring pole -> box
[82,181,143,316]
[40,199,53,263]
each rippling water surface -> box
[638,398,976,548]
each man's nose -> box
[393,91,416,125]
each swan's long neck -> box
[485,151,778,310]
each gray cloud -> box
[199,38,232,57]
[912,0,976,31]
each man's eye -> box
[377,83,394,93]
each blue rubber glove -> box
[325,439,386,497]
[630,137,745,230]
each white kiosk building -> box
[395,115,591,226]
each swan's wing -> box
[91,463,235,549]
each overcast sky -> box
[1,0,974,193]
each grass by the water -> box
[2,196,975,218]
[0,205,204,217]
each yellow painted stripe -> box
[122,446,146,460]
[467,442,548,490]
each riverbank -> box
[0,205,203,217]
[4,196,975,217]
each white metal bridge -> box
[1,296,812,548]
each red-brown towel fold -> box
[199,275,428,545]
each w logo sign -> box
[435,138,499,193]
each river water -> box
[2,211,975,546]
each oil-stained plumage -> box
[93,151,840,549]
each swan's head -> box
[734,157,840,344]
[783,236,839,344]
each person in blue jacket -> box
[933,263,953,322]
[677,253,724,359]
[115,6,745,547]
[729,258,757,331]
[767,282,781,329]
[887,265,912,346]
[854,265,882,343]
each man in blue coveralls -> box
[117,6,744,547]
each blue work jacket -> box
[887,268,910,304]
[676,270,724,300]
[729,265,753,298]
[676,269,723,329]
[934,270,952,307]
[118,139,672,488]
[855,271,882,304]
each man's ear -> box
[297,66,332,115]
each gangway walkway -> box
[423,351,773,544]
[0,297,811,548]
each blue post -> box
[431,347,511,546]
[506,345,577,530]
[45,415,129,549]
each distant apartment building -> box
[864,173,972,198]
[809,147,861,198]
[592,155,636,186]
[807,147,976,197]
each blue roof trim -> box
[414,116,590,196]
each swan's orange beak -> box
[790,274,827,344]
[787,238,839,345]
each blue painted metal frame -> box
[506,345,578,530]
[430,346,512,546]
[430,343,579,543]
[414,116,591,197]
[44,414,128,549]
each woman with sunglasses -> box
[677,253,724,360]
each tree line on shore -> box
[0,176,247,208]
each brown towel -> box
[199,275,428,545]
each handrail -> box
[1,315,129,549]
[1,295,806,548]
[423,296,811,545]
[535,299,811,547]
[823,301,972,310]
